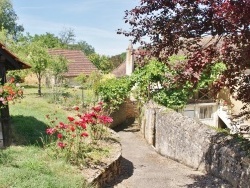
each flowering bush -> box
[0,77,23,106]
[45,102,113,165]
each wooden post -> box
[1,106,11,147]
[0,63,11,147]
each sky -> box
[12,0,140,56]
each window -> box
[199,106,213,119]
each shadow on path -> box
[106,156,134,187]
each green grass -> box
[0,146,89,188]
[0,86,97,187]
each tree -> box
[25,41,51,96]
[88,53,113,73]
[48,55,68,86]
[69,40,95,56]
[32,33,64,48]
[109,52,126,69]
[119,0,250,119]
[59,27,75,47]
[0,0,24,37]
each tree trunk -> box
[38,74,42,96]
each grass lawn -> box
[0,86,95,188]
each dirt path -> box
[107,124,231,188]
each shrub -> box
[45,102,113,166]
[96,76,132,112]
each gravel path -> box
[106,124,231,188]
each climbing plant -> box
[97,58,226,111]
[96,76,132,112]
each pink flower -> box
[59,122,67,129]
[46,128,56,135]
[80,132,89,137]
[57,141,66,149]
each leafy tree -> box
[75,73,87,87]
[48,55,68,86]
[119,0,250,119]
[88,54,113,73]
[32,33,64,48]
[109,52,126,70]
[0,0,24,37]
[69,40,95,56]
[25,41,51,96]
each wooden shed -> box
[0,42,31,147]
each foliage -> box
[85,71,102,91]
[69,40,95,56]
[75,73,87,87]
[25,41,51,96]
[131,59,226,109]
[45,103,113,166]
[96,76,132,112]
[109,52,126,70]
[32,32,64,48]
[0,0,24,37]
[119,0,250,119]
[0,78,23,106]
[48,54,68,86]
[88,53,113,73]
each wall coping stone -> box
[82,129,122,187]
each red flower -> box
[99,115,113,124]
[67,116,75,122]
[80,132,88,137]
[80,122,87,129]
[59,122,67,129]
[46,128,56,135]
[69,125,75,132]
[57,141,66,149]
[98,101,103,106]
[92,105,102,112]
[73,106,79,111]
[57,133,63,139]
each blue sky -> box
[12,0,139,56]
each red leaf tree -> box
[118,0,250,118]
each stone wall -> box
[84,130,122,188]
[141,101,250,187]
[110,99,138,128]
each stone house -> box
[48,49,98,86]
[113,41,250,137]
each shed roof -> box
[48,49,98,77]
[0,43,31,70]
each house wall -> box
[181,103,218,127]
[140,101,250,187]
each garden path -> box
[107,122,231,188]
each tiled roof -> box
[111,61,126,77]
[0,42,31,70]
[48,49,98,77]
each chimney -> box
[125,41,134,76]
